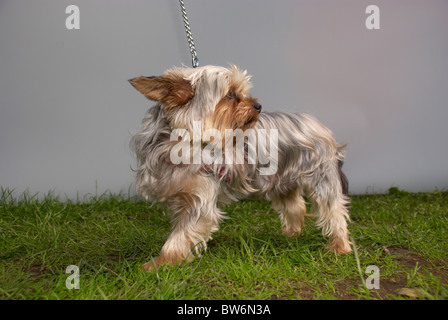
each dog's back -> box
[253,112,347,195]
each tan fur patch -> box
[213,91,260,134]
[141,252,187,272]
[328,234,353,254]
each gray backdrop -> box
[1,0,447,200]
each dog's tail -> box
[337,144,349,197]
[338,160,349,196]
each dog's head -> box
[129,65,261,134]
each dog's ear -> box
[129,74,193,106]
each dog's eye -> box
[226,90,240,103]
[226,90,235,99]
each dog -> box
[129,65,352,271]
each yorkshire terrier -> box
[129,65,352,271]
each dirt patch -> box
[279,247,448,300]
[334,277,413,300]
[387,247,431,269]
[386,247,448,284]
[332,247,448,299]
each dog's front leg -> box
[141,177,223,272]
[141,218,196,272]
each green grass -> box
[0,187,447,300]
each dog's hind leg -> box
[306,164,352,254]
[271,189,307,237]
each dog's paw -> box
[328,237,353,254]
[141,260,158,272]
[282,228,302,237]
[140,255,180,272]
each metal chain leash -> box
[179,0,199,68]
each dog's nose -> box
[253,103,262,112]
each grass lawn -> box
[0,187,447,300]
